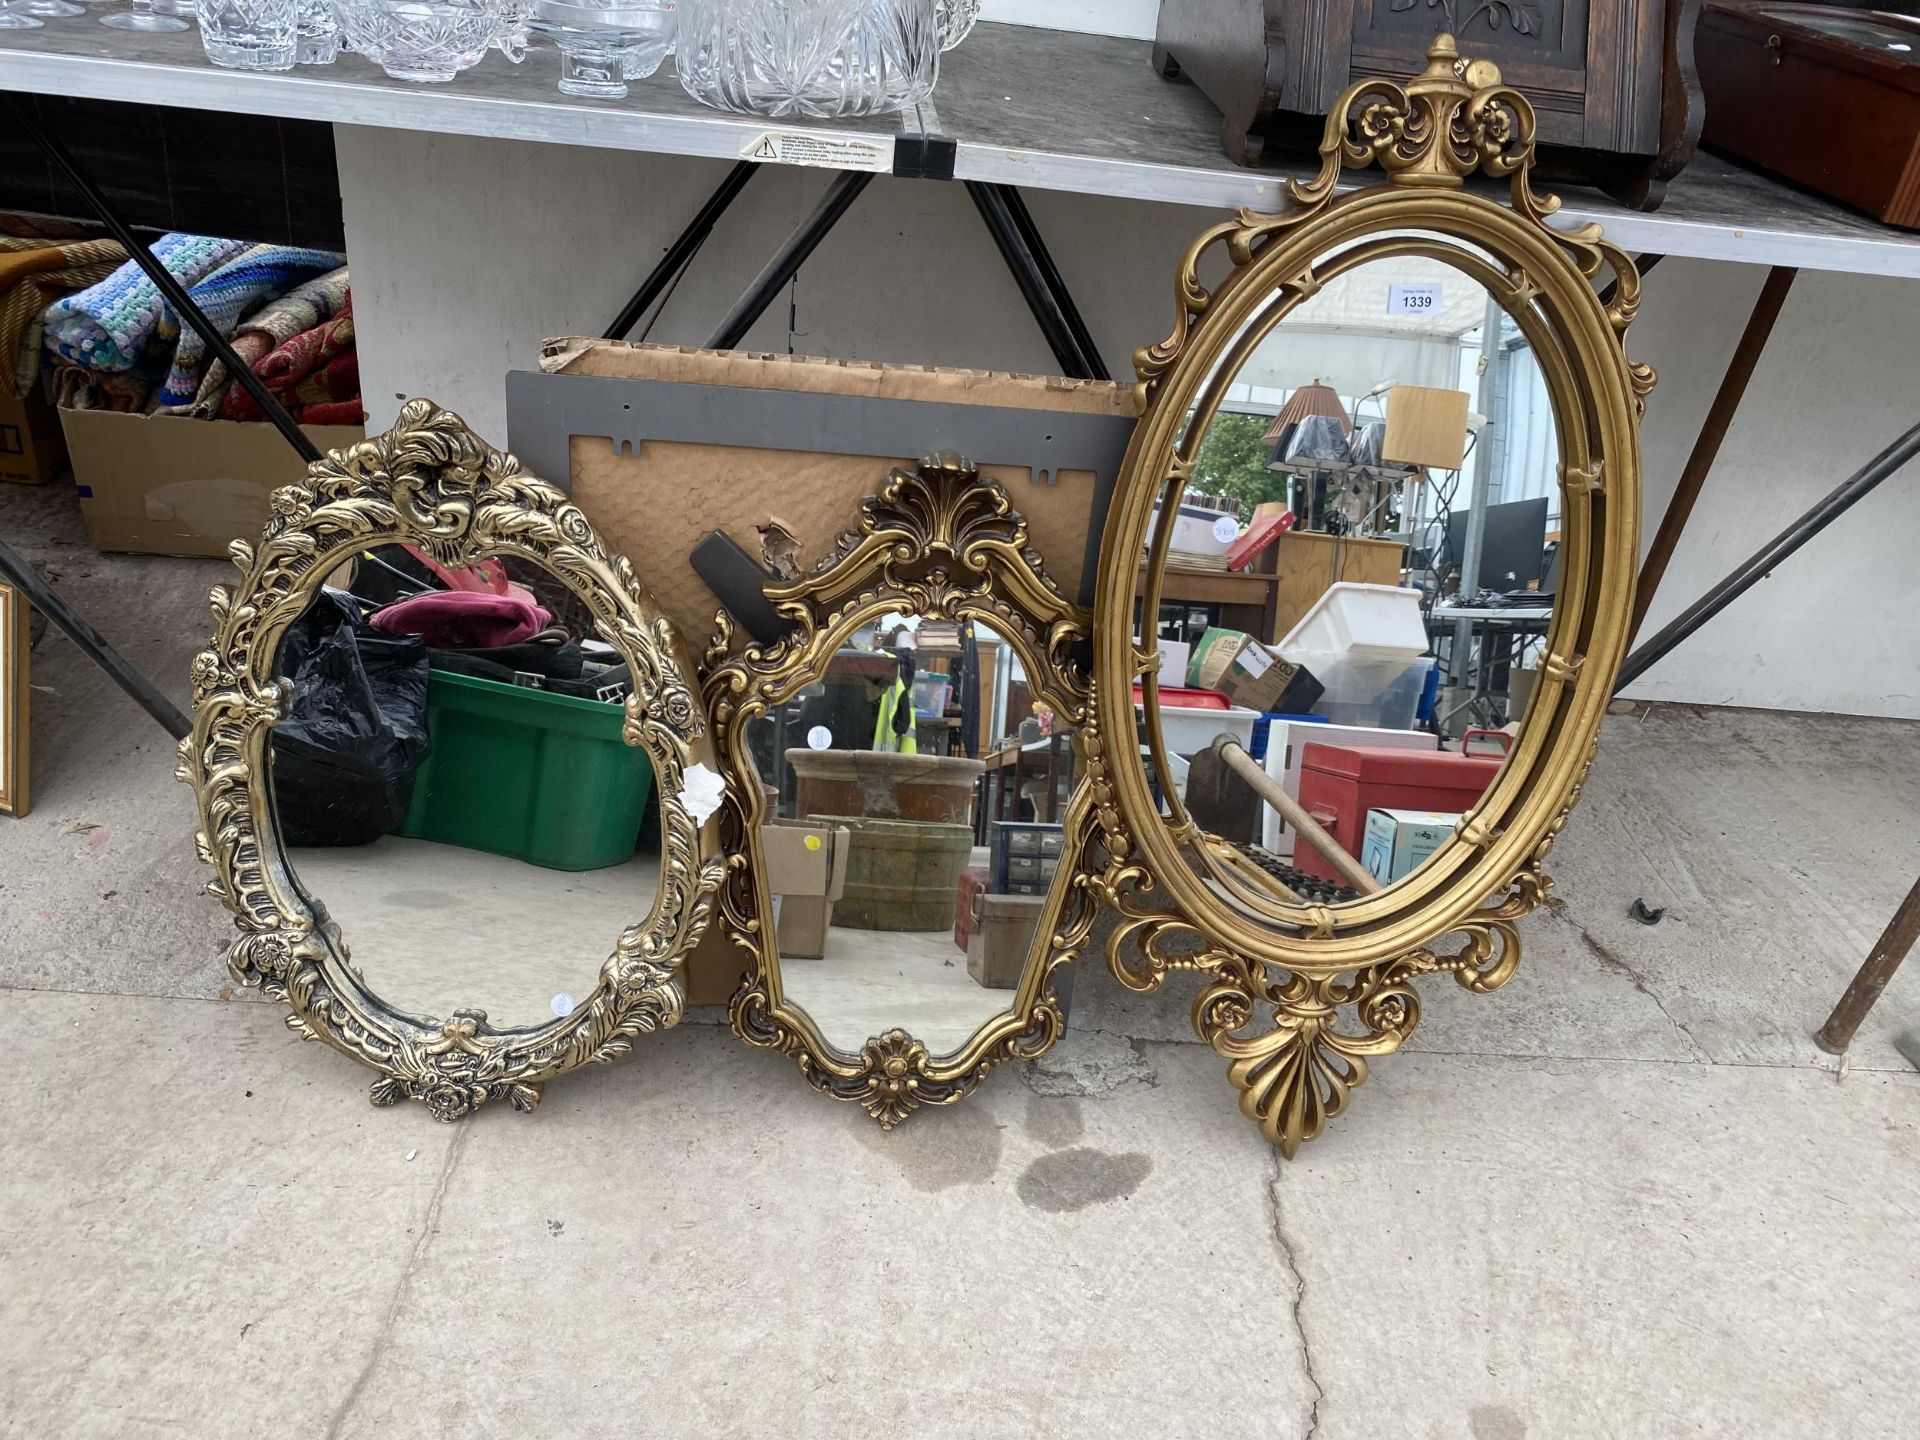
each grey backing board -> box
[504,369,1139,609]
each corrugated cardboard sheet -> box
[538,340,1135,646]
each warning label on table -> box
[741,130,894,173]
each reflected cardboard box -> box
[1188,625,1322,714]
[967,891,1046,990]
[763,818,850,960]
[1362,808,1459,885]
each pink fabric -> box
[369,591,551,649]
[398,548,539,607]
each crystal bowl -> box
[332,0,497,81]
[676,0,938,119]
[531,0,674,94]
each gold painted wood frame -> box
[1090,38,1652,1155]
[0,580,26,818]
[702,454,1105,1127]
[177,400,725,1120]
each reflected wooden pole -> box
[1211,735,1383,896]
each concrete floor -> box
[5,478,1920,1436]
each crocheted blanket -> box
[161,265,349,417]
[154,245,344,409]
[42,234,249,373]
[221,296,358,424]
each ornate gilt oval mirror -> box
[178,401,725,1119]
[1091,39,1652,1154]
[703,454,1104,1126]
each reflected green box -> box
[395,669,653,872]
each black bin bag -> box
[269,589,431,847]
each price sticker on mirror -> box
[1388,282,1442,316]
[1211,515,1240,545]
[550,993,576,1019]
[806,725,833,750]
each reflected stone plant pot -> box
[785,747,984,825]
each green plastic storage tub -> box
[395,669,653,872]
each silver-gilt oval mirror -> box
[179,400,725,1119]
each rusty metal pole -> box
[1814,874,1920,1055]
[1631,265,1797,641]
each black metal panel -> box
[0,93,343,250]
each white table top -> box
[1430,604,1555,623]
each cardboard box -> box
[1156,639,1190,690]
[967,891,1047,990]
[59,408,363,557]
[534,341,1134,646]
[1189,626,1319,714]
[1361,807,1459,885]
[0,386,67,486]
[762,818,851,960]
[1188,626,1248,689]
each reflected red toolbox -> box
[1292,744,1505,884]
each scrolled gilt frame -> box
[178,400,725,1121]
[702,453,1106,1127]
[1091,38,1651,1154]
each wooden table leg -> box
[1815,873,1920,1055]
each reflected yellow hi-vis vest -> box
[872,677,918,754]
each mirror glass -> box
[1143,240,1556,907]
[751,612,1067,1055]
[268,549,662,1029]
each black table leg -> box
[707,170,874,350]
[0,537,190,741]
[966,180,1100,381]
[604,159,759,341]
[981,182,1109,381]
[1617,419,1920,692]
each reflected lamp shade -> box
[1347,419,1411,474]
[1267,413,1352,473]
[1381,385,1471,470]
[1260,379,1350,444]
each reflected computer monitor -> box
[1445,497,1549,592]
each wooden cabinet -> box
[1153,0,1704,208]
[1145,532,1406,647]
[1271,531,1405,644]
